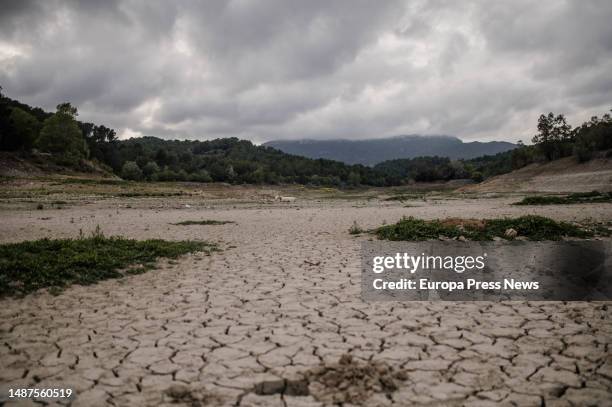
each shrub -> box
[157,167,180,181]
[573,142,593,163]
[142,161,160,180]
[347,172,361,187]
[375,215,593,241]
[188,170,213,183]
[376,217,461,241]
[121,161,143,181]
[470,171,484,182]
[349,221,364,235]
[514,191,612,205]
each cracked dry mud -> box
[1,197,611,406]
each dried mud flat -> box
[0,193,611,407]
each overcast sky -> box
[1,1,611,143]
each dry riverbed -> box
[0,185,611,406]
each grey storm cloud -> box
[0,0,611,143]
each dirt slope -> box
[0,151,116,179]
[462,156,612,193]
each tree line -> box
[1,87,610,186]
[0,88,390,186]
[379,110,612,182]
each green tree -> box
[156,166,179,181]
[532,113,572,160]
[510,141,535,169]
[572,111,612,162]
[92,125,116,142]
[470,171,484,182]
[8,107,39,150]
[347,171,361,186]
[188,169,212,183]
[251,166,265,184]
[142,161,160,180]
[121,161,143,180]
[56,102,78,118]
[36,104,88,164]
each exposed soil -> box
[462,156,612,193]
[0,184,610,406]
[0,151,115,179]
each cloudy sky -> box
[1,0,611,143]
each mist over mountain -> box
[264,135,516,165]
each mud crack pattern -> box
[0,201,611,406]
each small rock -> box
[165,384,191,399]
[254,379,286,395]
[504,228,518,238]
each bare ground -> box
[0,188,611,406]
[461,156,612,193]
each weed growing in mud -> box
[172,220,235,226]
[0,228,216,297]
[375,215,593,241]
[349,221,365,235]
[513,191,612,205]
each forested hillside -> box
[0,89,392,186]
[1,87,610,186]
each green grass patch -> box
[57,178,127,185]
[375,215,594,241]
[383,193,425,202]
[172,219,235,226]
[117,191,186,197]
[514,191,612,205]
[0,229,216,297]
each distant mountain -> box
[264,135,516,165]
